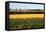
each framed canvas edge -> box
[5,1,45,31]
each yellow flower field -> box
[9,14,44,19]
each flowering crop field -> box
[8,14,44,30]
[9,14,44,19]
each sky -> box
[9,3,44,10]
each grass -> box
[8,18,45,30]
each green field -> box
[8,18,45,30]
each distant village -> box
[9,8,44,14]
[9,8,43,12]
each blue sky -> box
[9,3,44,10]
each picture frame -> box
[5,1,45,31]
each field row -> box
[8,18,44,30]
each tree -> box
[19,9,21,10]
[15,9,17,10]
